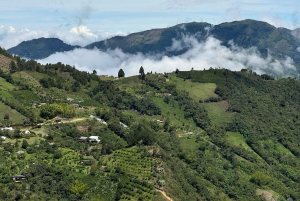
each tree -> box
[4,114,9,120]
[139,66,144,75]
[9,61,17,73]
[175,68,179,74]
[118,68,125,78]
[92,69,97,75]
[70,180,87,196]
[22,139,29,149]
[139,66,145,80]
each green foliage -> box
[21,139,28,149]
[1,44,300,200]
[40,103,75,119]
[139,66,145,80]
[70,180,87,196]
[126,120,156,146]
[250,172,271,186]
[118,68,125,78]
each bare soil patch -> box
[256,189,278,201]
[77,126,89,132]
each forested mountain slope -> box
[0,48,299,200]
[86,19,300,63]
[7,38,79,60]
[8,19,300,71]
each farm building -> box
[120,122,128,128]
[11,175,26,183]
[89,136,101,143]
[17,150,25,155]
[1,127,14,131]
[78,136,88,142]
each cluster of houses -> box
[0,128,31,141]
[154,119,164,124]
[89,115,128,128]
[1,127,13,141]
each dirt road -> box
[156,189,173,201]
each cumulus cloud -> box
[37,35,296,77]
[0,25,128,49]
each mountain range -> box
[7,20,300,68]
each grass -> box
[0,91,14,100]
[99,76,116,81]
[260,139,293,156]
[179,135,199,151]
[0,77,15,91]
[31,127,49,137]
[152,97,204,133]
[169,75,218,101]
[226,132,252,151]
[25,136,44,145]
[12,71,42,88]
[0,101,26,124]
[10,90,40,105]
[203,101,234,126]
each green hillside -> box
[1,49,300,201]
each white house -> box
[90,115,107,125]
[17,150,25,155]
[89,136,101,143]
[120,122,128,128]
[1,127,14,131]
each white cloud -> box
[37,35,296,77]
[0,25,128,49]
[70,26,96,37]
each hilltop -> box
[7,38,79,60]
[0,49,300,200]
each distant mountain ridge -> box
[7,38,80,60]
[7,19,300,68]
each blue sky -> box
[2,0,300,31]
[1,0,300,48]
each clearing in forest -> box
[169,75,218,101]
[203,101,234,126]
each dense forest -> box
[0,47,300,200]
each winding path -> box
[156,189,173,201]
